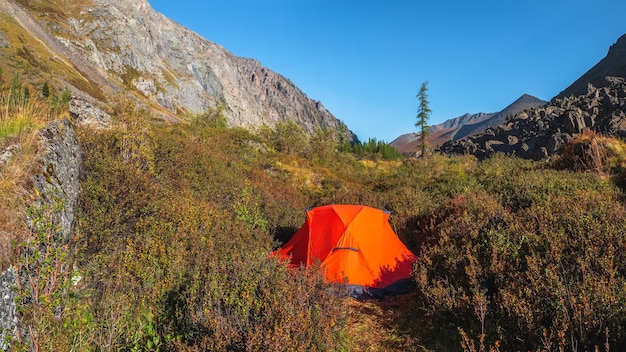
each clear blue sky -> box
[148,0,626,142]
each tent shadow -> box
[347,255,416,300]
[271,225,298,246]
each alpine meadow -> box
[2,0,626,351]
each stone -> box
[0,144,19,168]
[562,109,586,134]
[0,267,17,350]
[69,98,112,129]
[30,119,82,242]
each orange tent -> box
[273,204,417,298]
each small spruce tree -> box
[416,81,432,157]
[41,81,50,98]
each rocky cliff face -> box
[29,118,82,241]
[0,118,82,349]
[0,266,16,350]
[0,0,355,140]
[439,77,626,160]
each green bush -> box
[71,108,349,351]
[14,89,626,351]
[411,155,626,351]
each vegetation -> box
[0,74,58,270]
[4,82,626,350]
[349,137,402,160]
[416,81,431,156]
[0,11,105,102]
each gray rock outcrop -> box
[0,119,82,350]
[0,144,19,168]
[439,77,626,160]
[69,98,111,129]
[0,267,17,351]
[30,119,82,241]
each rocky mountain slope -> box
[0,0,355,140]
[557,34,626,99]
[391,94,545,156]
[453,94,547,141]
[391,113,494,156]
[439,77,626,160]
[439,33,626,161]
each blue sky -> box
[149,0,626,142]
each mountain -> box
[390,112,494,156]
[431,112,495,132]
[438,77,626,160]
[453,94,547,141]
[0,0,356,140]
[439,33,626,161]
[390,94,545,156]
[557,34,626,99]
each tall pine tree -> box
[415,81,431,156]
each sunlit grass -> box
[0,84,57,269]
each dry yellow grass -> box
[346,292,430,352]
[0,146,35,268]
[0,85,57,269]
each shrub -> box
[72,113,349,351]
[555,130,626,174]
[0,74,57,269]
[412,157,626,351]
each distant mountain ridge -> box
[390,94,546,156]
[453,94,547,141]
[438,76,626,160]
[431,112,494,132]
[0,0,356,140]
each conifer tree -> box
[415,81,431,156]
[41,81,50,98]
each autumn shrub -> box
[72,111,349,351]
[190,104,228,129]
[411,157,626,351]
[257,119,308,156]
[0,77,57,269]
[555,130,626,174]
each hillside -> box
[391,94,545,156]
[453,94,547,140]
[439,76,626,160]
[438,32,626,161]
[557,33,626,99]
[5,97,626,350]
[0,0,356,140]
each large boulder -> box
[29,119,82,241]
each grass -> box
[0,81,58,270]
[4,80,626,350]
[0,7,105,102]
